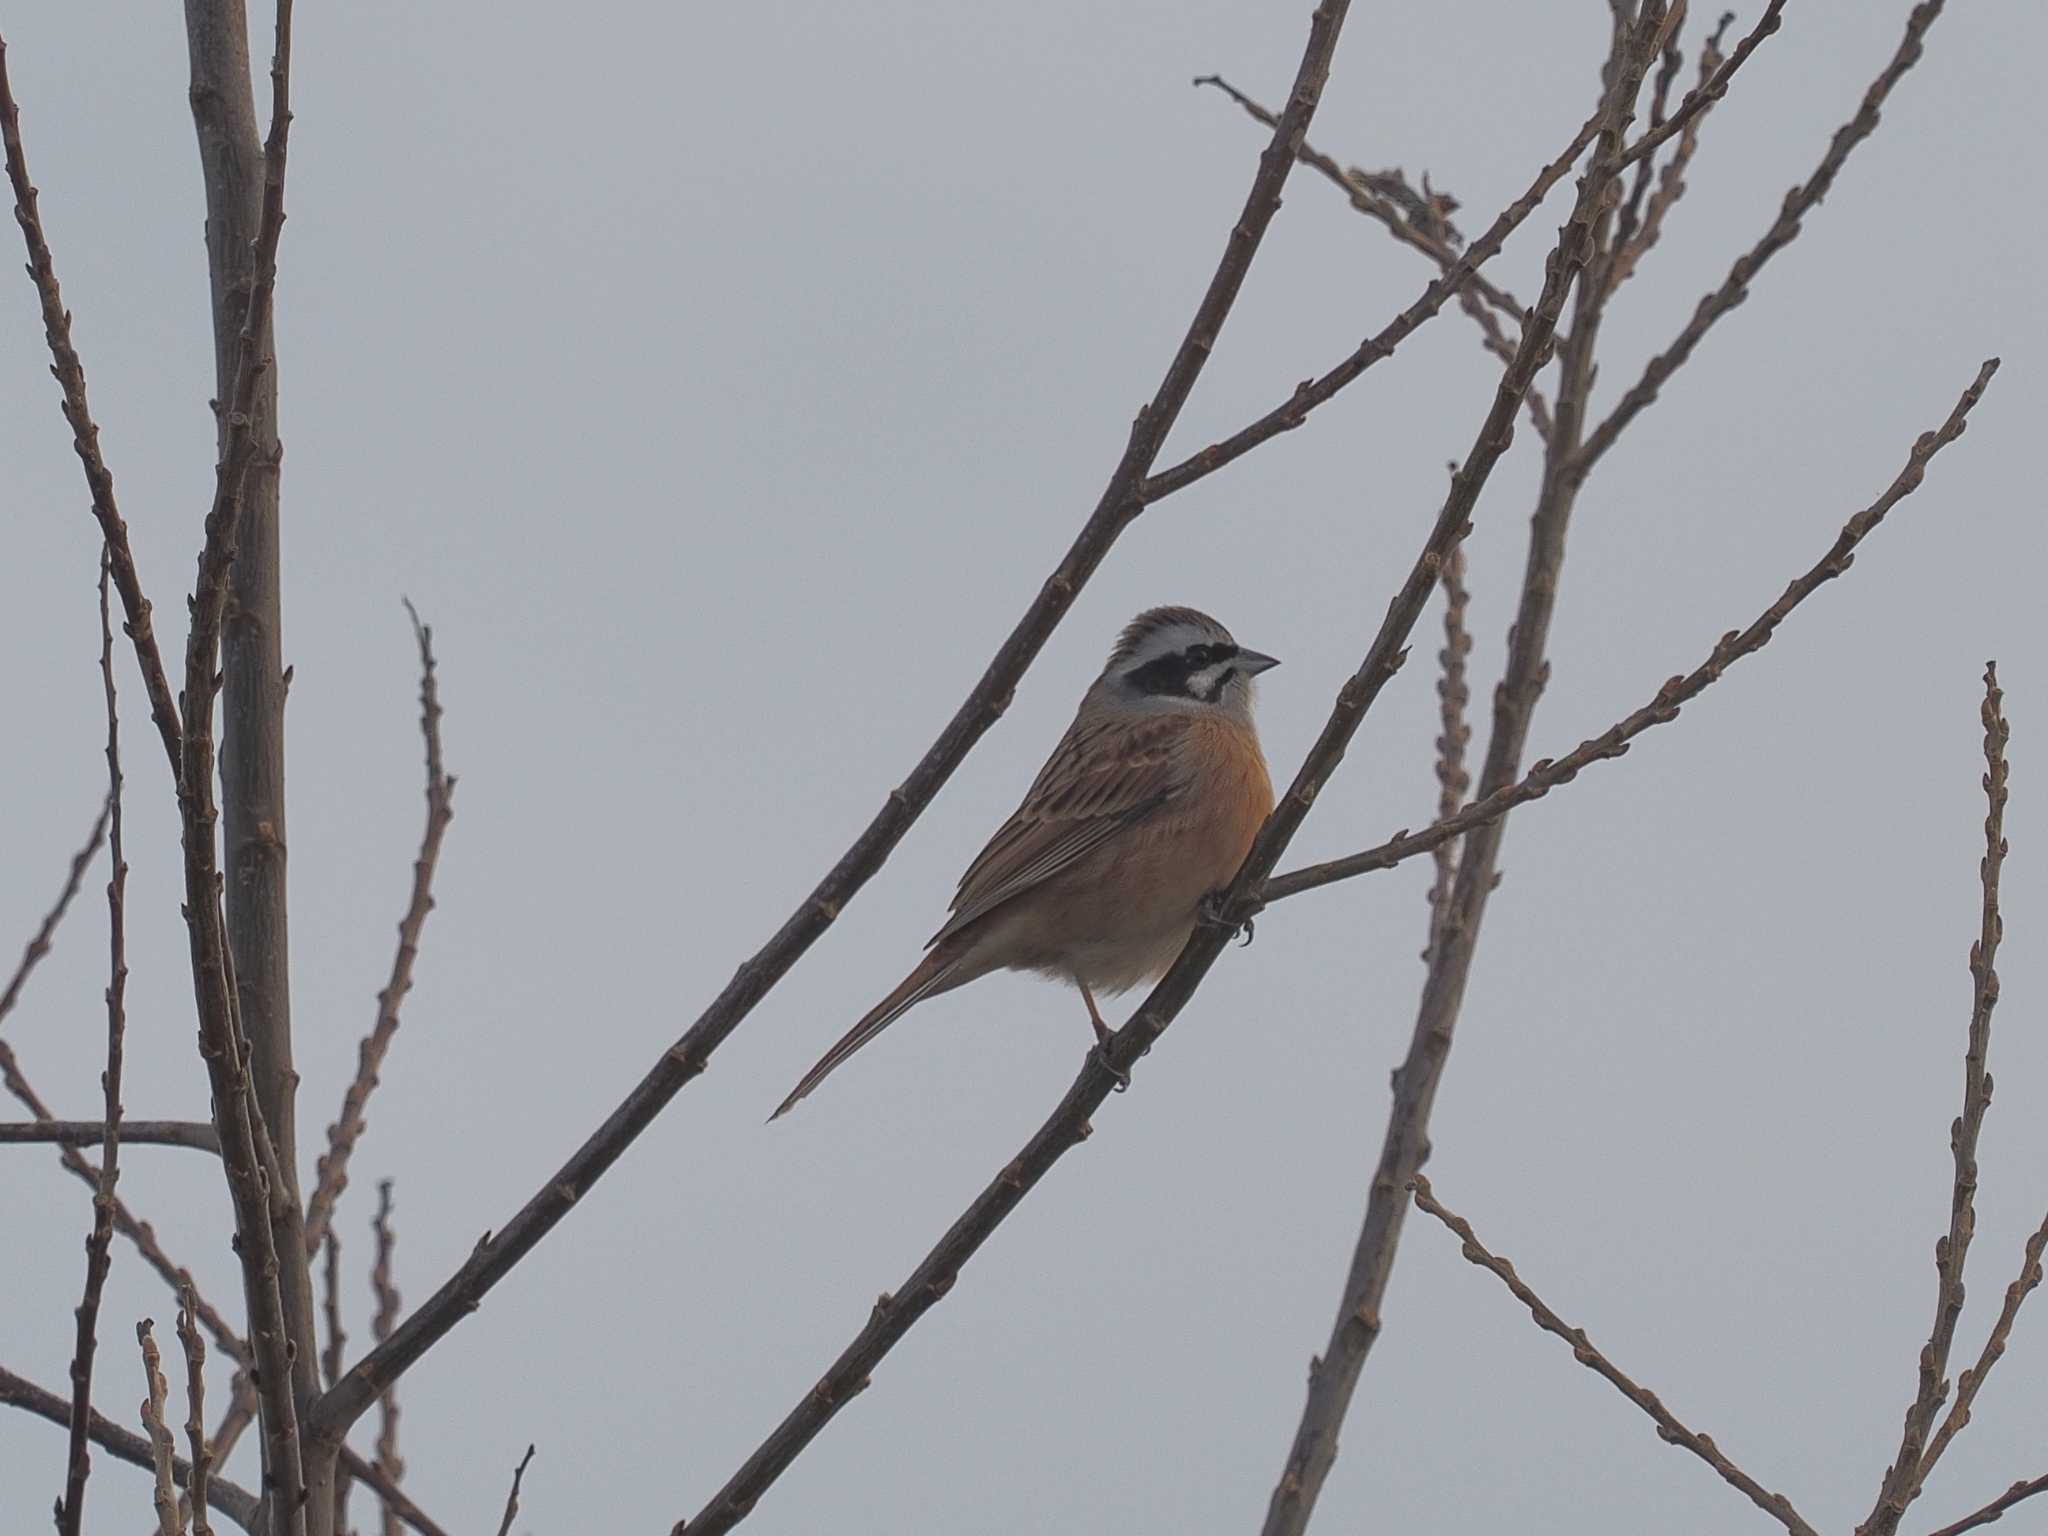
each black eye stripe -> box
[1126,641,1240,698]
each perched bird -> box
[772,606,1278,1118]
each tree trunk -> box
[180,4,328,1531]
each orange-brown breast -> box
[1182,712,1275,893]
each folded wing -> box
[929,712,1191,948]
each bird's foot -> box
[1092,1039,1132,1093]
[1198,888,1262,946]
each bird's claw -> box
[1198,889,1261,946]
[1092,1041,1132,1092]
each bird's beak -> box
[1236,648,1281,676]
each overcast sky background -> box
[4,3,2045,1533]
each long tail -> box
[770,951,958,1119]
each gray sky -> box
[5,2,2046,1532]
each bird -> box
[772,605,1278,1118]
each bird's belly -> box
[1002,804,1258,995]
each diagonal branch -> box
[1925,1475,2048,1536]
[1194,72,1553,441]
[1613,0,1787,170]
[307,0,1361,1448]
[1918,1209,2048,1487]
[0,796,107,1031]
[1140,105,1603,505]
[1862,662,2012,1536]
[1410,1176,1820,1536]
[0,35,184,774]
[0,1363,262,1532]
[57,551,133,1536]
[674,29,1649,1531]
[1259,12,1671,1525]
[303,603,455,1256]
[1260,359,2000,907]
[0,1043,245,1363]
[493,1447,536,1536]
[1576,0,1953,477]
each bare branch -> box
[0,1120,219,1152]
[1925,1475,2048,1536]
[0,36,184,772]
[0,1044,246,1368]
[138,1323,186,1536]
[0,1365,259,1532]
[1577,0,1954,476]
[1141,107,1603,504]
[0,797,107,1032]
[307,0,1362,1448]
[1920,1209,2048,1483]
[675,24,1648,1530]
[1192,73,1550,435]
[1259,12,1670,1522]
[1262,360,2001,907]
[1410,1177,1819,1536]
[493,1447,536,1536]
[321,1233,349,1536]
[1863,662,2013,1536]
[303,603,456,1256]
[371,1180,403,1536]
[1614,0,1786,170]
[1425,544,1471,962]
[57,552,132,1536]
[178,1289,216,1536]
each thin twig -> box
[1609,6,1684,274]
[494,1446,536,1536]
[1863,662,2012,1536]
[177,1288,215,1536]
[307,0,1361,1450]
[0,1365,260,1532]
[1192,74,1550,435]
[0,1120,219,1152]
[1577,1,1953,476]
[0,796,107,1031]
[1614,0,1785,170]
[303,602,455,1257]
[0,1044,245,1367]
[139,1322,186,1536]
[1920,1210,2048,1482]
[322,1231,349,1536]
[675,27,1648,1532]
[57,551,131,1536]
[1141,106,1604,504]
[1925,1474,2048,1536]
[1193,75,1527,325]
[1410,1176,1819,1536]
[1425,544,1471,962]
[0,35,184,773]
[1611,8,1728,290]
[372,1180,403,1536]
[1261,360,2000,906]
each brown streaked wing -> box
[927,712,1192,948]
